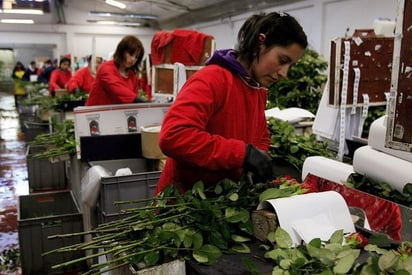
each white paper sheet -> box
[301,156,354,183]
[257,191,355,245]
[353,145,412,192]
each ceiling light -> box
[87,20,144,27]
[105,0,126,9]
[1,9,44,15]
[88,11,157,20]
[1,19,34,24]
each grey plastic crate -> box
[18,190,86,274]
[26,145,67,192]
[89,159,160,222]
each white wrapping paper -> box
[368,115,412,162]
[353,145,412,192]
[257,191,355,245]
[301,156,354,183]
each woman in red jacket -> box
[155,12,308,194]
[49,57,72,96]
[66,55,103,93]
[86,35,146,106]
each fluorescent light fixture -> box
[1,9,44,15]
[88,11,157,20]
[1,19,34,24]
[87,20,143,27]
[105,0,126,9]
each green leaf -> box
[210,230,227,250]
[193,181,206,199]
[231,234,251,243]
[259,187,296,202]
[214,184,223,194]
[231,243,251,253]
[329,229,344,244]
[265,247,289,261]
[228,193,239,201]
[308,238,322,248]
[274,227,293,249]
[183,234,193,248]
[378,252,399,271]
[193,244,222,265]
[267,231,276,243]
[306,244,335,265]
[279,258,292,270]
[290,145,299,153]
[192,232,203,250]
[225,207,249,223]
[143,251,160,267]
[333,250,359,274]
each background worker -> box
[85,35,146,106]
[66,55,103,93]
[48,57,71,96]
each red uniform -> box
[66,66,95,93]
[155,64,270,194]
[86,60,139,106]
[48,69,72,95]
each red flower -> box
[345,232,368,248]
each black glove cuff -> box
[134,96,146,103]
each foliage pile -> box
[46,177,306,274]
[267,48,328,115]
[47,176,412,274]
[264,227,412,274]
[267,117,335,171]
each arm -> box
[66,68,85,93]
[48,70,61,94]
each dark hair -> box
[237,11,308,66]
[59,57,71,66]
[113,35,145,73]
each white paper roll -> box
[302,156,354,183]
[257,191,355,246]
[353,146,412,192]
[368,116,412,162]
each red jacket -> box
[155,65,270,194]
[49,69,72,95]
[86,60,140,106]
[66,66,95,93]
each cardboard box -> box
[151,64,202,103]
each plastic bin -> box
[18,190,86,274]
[26,145,67,192]
[89,159,160,224]
[22,120,50,142]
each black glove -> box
[243,144,273,183]
[134,96,146,103]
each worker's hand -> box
[134,96,146,103]
[243,144,273,183]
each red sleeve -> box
[66,67,86,92]
[48,70,60,95]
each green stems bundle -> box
[45,178,275,274]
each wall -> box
[0,24,156,72]
[0,0,398,70]
[189,0,398,59]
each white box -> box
[73,103,170,158]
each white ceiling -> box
[17,0,302,29]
